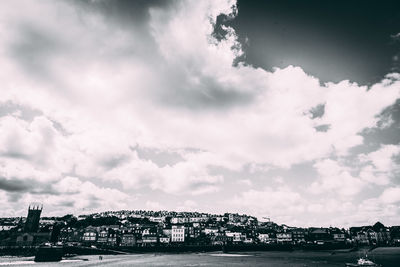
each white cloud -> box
[359,165,390,186]
[177,200,199,212]
[231,186,305,224]
[310,159,365,197]
[145,201,164,211]
[357,144,400,185]
[237,179,252,186]
[380,187,400,204]
[360,144,400,173]
[0,0,399,225]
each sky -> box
[0,0,399,227]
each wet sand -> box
[1,247,399,266]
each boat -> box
[345,257,381,266]
[34,244,63,262]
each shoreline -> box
[2,243,397,257]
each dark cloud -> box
[160,74,254,110]
[0,101,43,121]
[0,176,56,195]
[315,124,330,132]
[56,201,75,207]
[0,177,31,192]
[75,0,172,26]
[8,23,65,82]
[1,152,31,161]
[132,145,184,168]
[362,100,400,145]
[100,154,130,170]
[349,100,400,155]
[71,0,171,58]
[309,103,325,119]
[6,1,170,86]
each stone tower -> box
[24,204,42,232]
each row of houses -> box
[1,208,400,248]
[59,224,188,247]
[54,224,362,247]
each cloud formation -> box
[0,0,399,226]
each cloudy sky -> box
[0,0,400,227]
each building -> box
[276,232,292,244]
[16,232,51,246]
[291,228,306,244]
[204,228,219,236]
[142,235,158,245]
[225,231,243,243]
[16,233,34,246]
[171,225,185,242]
[309,228,332,244]
[0,223,16,231]
[356,231,369,245]
[58,227,82,244]
[121,232,136,247]
[258,233,276,243]
[24,204,42,233]
[159,236,170,244]
[97,229,108,245]
[107,231,118,246]
[82,226,97,244]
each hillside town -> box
[1,205,400,252]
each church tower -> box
[24,203,42,232]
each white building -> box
[0,224,16,231]
[225,231,243,242]
[204,228,219,235]
[171,225,185,242]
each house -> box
[121,233,136,247]
[58,227,82,244]
[171,225,185,242]
[107,230,119,246]
[16,232,51,246]
[82,226,97,244]
[142,227,156,236]
[204,228,219,236]
[16,233,34,246]
[309,228,332,244]
[211,235,230,246]
[225,231,244,243]
[276,232,292,244]
[291,228,306,244]
[258,233,276,244]
[356,231,370,245]
[330,228,346,243]
[159,236,170,244]
[97,229,108,245]
[149,216,165,223]
[0,223,16,231]
[142,235,158,245]
[171,217,189,224]
[372,222,390,245]
[390,226,400,245]
[163,228,172,237]
[243,237,254,244]
[366,229,378,245]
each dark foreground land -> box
[0,247,400,266]
[0,243,349,257]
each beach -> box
[0,247,399,266]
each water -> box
[1,247,399,266]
